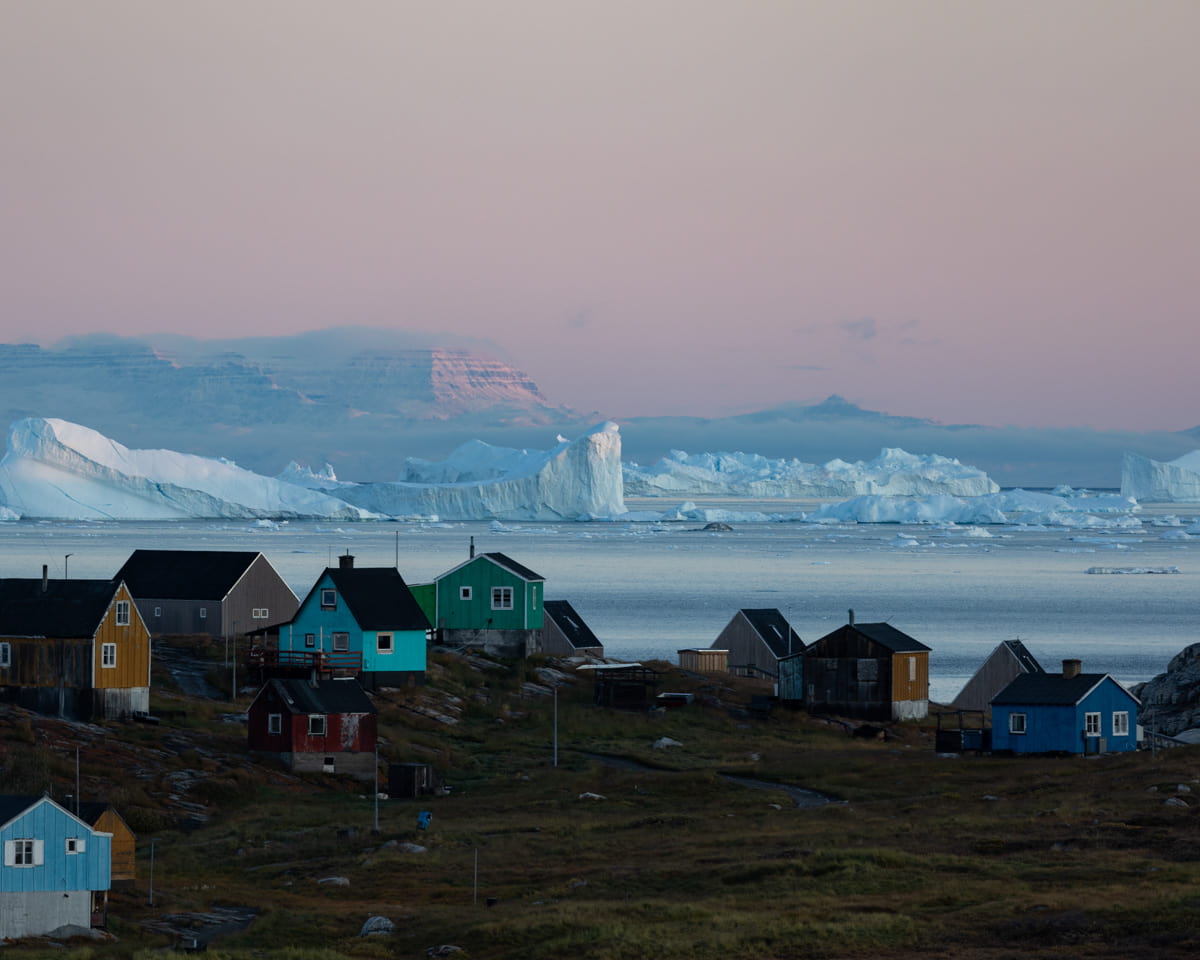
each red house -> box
[247,677,377,780]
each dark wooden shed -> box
[537,600,604,657]
[712,609,803,679]
[951,639,1044,712]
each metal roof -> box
[737,608,804,659]
[114,550,265,601]
[991,672,1139,707]
[258,677,376,716]
[316,566,431,631]
[0,579,123,638]
[544,599,601,649]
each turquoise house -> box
[1,795,112,939]
[276,555,431,688]
[991,660,1140,754]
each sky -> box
[2,1,1197,431]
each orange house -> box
[0,570,151,719]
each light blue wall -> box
[993,678,1138,754]
[0,799,111,894]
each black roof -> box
[0,579,122,638]
[849,622,930,653]
[114,550,264,601]
[260,677,376,716]
[992,672,1136,707]
[0,795,45,828]
[482,553,544,582]
[1002,640,1045,675]
[739,609,804,659]
[315,567,430,631]
[544,600,601,650]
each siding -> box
[223,555,300,637]
[435,559,542,631]
[92,584,151,692]
[0,801,110,894]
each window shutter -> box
[33,839,44,865]
[3,840,14,866]
[76,837,86,853]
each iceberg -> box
[624,447,998,498]
[1121,450,1200,502]
[0,418,377,521]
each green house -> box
[420,550,545,656]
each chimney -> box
[1062,659,1082,679]
[469,536,475,559]
[41,564,48,592]
[848,608,855,626]
[338,553,354,570]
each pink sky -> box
[1,2,1197,430]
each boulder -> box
[1137,643,1200,736]
[360,916,395,937]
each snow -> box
[624,447,998,498]
[1122,450,1200,502]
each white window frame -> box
[267,713,282,735]
[320,589,337,609]
[1009,712,1027,735]
[101,643,117,669]
[304,633,316,649]
[65,837,85,855]
[0,641,10,668]
[308,714,327,736]
[491,586,514,610]
[377,633,393,654]
[1113,711,1130,737]
[252,608,269,620]
[115,600,130,626]
[199,607,207,620]
[154,606,162,617]
[1084,712,1102,737]
[908,656,917,682]
[332,632,350,652]
[460,586,472,601]
[4,838,42,867]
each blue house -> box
[0,795,112,939]
[272,555,431,689]
[991,659,1140,754]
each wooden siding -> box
[679,649,728,674]
[134,598,223,639]
[992,678,1138,754]
[538,618,603,657]
[713,613,795,678]
[0,800,111,894]
[92,584,151,692]
[222,555,299,637]
[0,637,91,689]
[890,653,929,704]
[435,558,543,631]
[777,655,804,701]
[90,809,135,885]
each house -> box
[270,554,430,689]
[0,795,112,940]
[803,611,930,720]
[537,600,604,657]
[113,549,299,640]
[247,677,378,779]
[679,648,729,674]
[0,571,151,720]
[711,609,803,679]
[990,659,1140,754]
[415,543,545,657]
[75,803,136,888]
[951,640,1045,712]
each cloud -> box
[838,318,878,341]
[566,308,593,330]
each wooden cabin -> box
[114,549,299,640]
[0,573,151,720]
[951,639,1045,712]
[537,600,604,657]
[803,612,930,720]
[990,659,1140,754]
[77,803,136,888]
[0,795,112,940]
[247,677,378,779]
[711,609,803,679]
[679,648,728,674]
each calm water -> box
[6,497,1198,703]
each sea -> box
[4,494,1197,704]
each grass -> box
[3,646,1200,958]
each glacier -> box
[624,447,999,498]
[1121,450,1200,502]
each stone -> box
[318,876,350,886]
[1137,642,1200,736]
[360,916,395,937]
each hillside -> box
[2,643,1200,958]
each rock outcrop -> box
[1136,643,1200,736]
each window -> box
[460,586,472,601]
[101,643,117,669]
[321,589,337,609]
[1085,712,1101,737]
[491,586,513,610]
[308,715,327,736]
[908,656,917,682]
[856,659,878,681]
[4,839,41,867]
[199,607,207,620]
[1009,712,1027,735]
[1113,711,1130,736]
[154,607,162,617]
[268,713,282,735]
[65,837,85,855]
[115,600,130,626]
[252,608,269,620]
[377,633,393,653]
[304,632,316,649]
[332,632,350,652]
[0,641,9,668]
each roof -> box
[313,567,430,631]
[991,672,1139,707]
[259,677,376,716]
[738,609,803,659]
[437,551,545,583]
[0,794,44,829]
[114,550,266,601]
[1002,640,1045,674]
[844,622,930,653]
[544,600,601,649]
[0,579,122,638]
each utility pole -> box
[553,685,559,768]
[372,741,380,833]
[64,554,73,579]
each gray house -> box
[114,550,299,640]
[711,609,803,679]
[537,600,604,658]
[951,640,1045,712]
